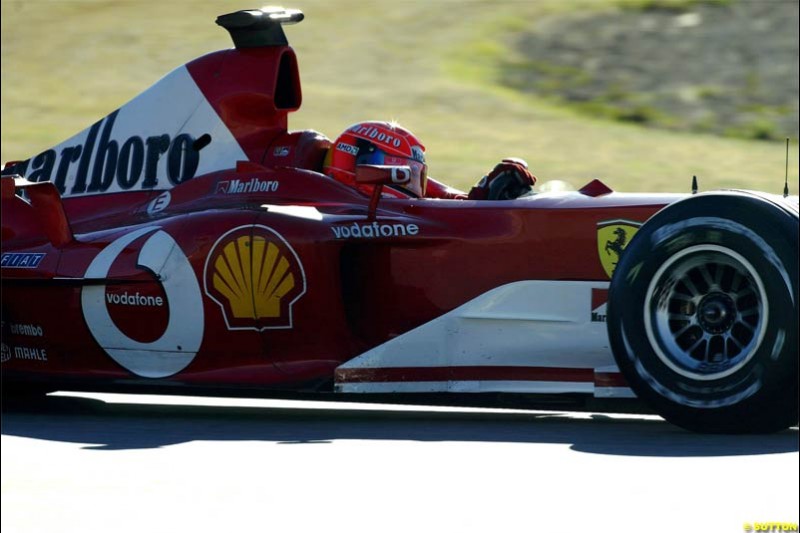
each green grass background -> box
[1,0,797,193]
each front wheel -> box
[607,192,798,433]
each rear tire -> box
[607,192,798,433]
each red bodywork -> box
[0,13,686,395]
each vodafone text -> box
[106,292,165,307]
[331,222,420,239]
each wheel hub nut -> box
[698,293,736,334]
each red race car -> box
[2,8,797,433]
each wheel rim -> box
[644,244,768,381]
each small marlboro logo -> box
[591,288,609,323]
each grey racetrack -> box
[2,392,798,533]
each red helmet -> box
[323,121,427,197]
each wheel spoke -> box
[682,275,701,298]
[713,263,724,287]
[734,285,754,300]
[717,336,728,361]
[730,270,743,291]
[727,335,744,351]
[672,322,695,338]
[686,336,707,358]
[699,265,715,291]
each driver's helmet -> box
[323,121,427,197]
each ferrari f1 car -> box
[2,8,797,433]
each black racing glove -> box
[468,158,536,200]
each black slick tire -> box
[607,191,798,433]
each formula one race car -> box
[2,8,797,433]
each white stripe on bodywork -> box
[336,380,595,394]
[594,387,636,398]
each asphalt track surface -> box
[2,392,798,533]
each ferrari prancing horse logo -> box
[597,219,642,278]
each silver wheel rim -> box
[644,244,768,381]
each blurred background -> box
[1,0,798,193]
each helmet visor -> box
[356,148,427,197]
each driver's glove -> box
[468,158,536,200]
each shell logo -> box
[204,225,306,330]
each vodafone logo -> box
[330,222,420,239]
[106,292,164,307]
[81,226,204,378]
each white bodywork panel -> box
[336,281,634,398]
[19,66,247,197]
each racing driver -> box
[323,121,536,200]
